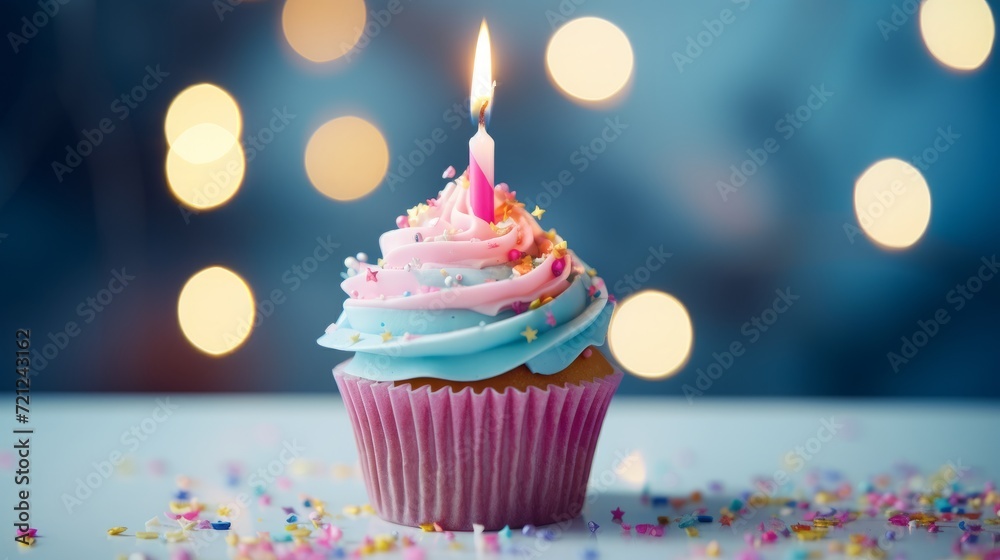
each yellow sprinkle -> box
[165,530,187,542]
[528,298,543,310]
[374,538,393,551]
[869,547,887,559]
[240,536,259,545]
[290,528,312,538]
[814,491,836,504]
[135,531,159,539]
[419,523,435,532]
[285,524,299,531]
[587,268,597,277]
[440,269,448,277]
[377,258,385,267]
[217,505,232,517]
[448,541,463,550]
[685,527,699,537]
[706,540,721,556]
[343,505,361,516]
[362,504,376,514]
[845,542,863,556]
[17,536,35,547]
[168,501,190,513]
[107,526,127,536]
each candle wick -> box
[478,98,489,127]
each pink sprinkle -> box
[396,215,409,228]
[551,257,566,277]
[403,546,426,560]
[649,526,664,537]
[621,523,631,533]
[888,515,910,526]
[442,166,456,179]
[16,528,37,538]
[181,510,199,520]
[803,511,818,521]
[583,348,593,358]
[277,476,292,490]
[635,524,651,534]
[165,512,181,520]
[507,249,522,262]
[259,495,271,506]
[327,525,343,542]
[761,531,777,543]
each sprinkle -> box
[706,540,721,556]
[685,527,699,537]
[211,521,231,530]
[145,517,160,529]
[635,523,651,534]
[538,529,556,541]
[380,330,393,342]
[657,516,670,525]
[698,515,714,523]
[621,523,631,533]
[419,523,435,532]
[348,332,361,344]
[442,166,456,179]
[588,521,599,533]
[136,531,159,539]
[499,525,512,538]
[531,205,546,220]
[366,268,378,282]
[545,310,556,327]
[396,215,409,228]
[522,524,536,536]
[107,526,127,536]
[611,507,625,522]
[678,514,697,528]
[343,505,361,515]
[551,257,566,277]
[521,326,538,343]
[583,348,593,358]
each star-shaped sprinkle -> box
[380,330,392,342]
[366,268,378,282]
[349,332,361,344]
[217,506,231,517]
[531,205,546,220]
[719,516,733,527]
[521,326,538,343]
[544,228,558,241]
[611,507,625,522]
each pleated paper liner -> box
[334,362,622,530]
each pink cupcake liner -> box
[334,361,622,531]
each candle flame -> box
[471,20,493,126]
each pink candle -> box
[469,20,495,223]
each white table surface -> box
[3,395,998,559]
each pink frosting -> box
[341,176,572,316]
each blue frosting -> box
[317,268,612,382]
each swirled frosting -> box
[317,172,612,382]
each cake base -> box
[334,350,622,531]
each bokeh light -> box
[166,128,246,210]
[178,266,256,356]
[618,451,647,486]
[305,116,389,201]
[609,290,694,379]
[546,17,634,103]
[164,83,242,147]
[920,0,995,71]
[282,0,367,63]
[854,158,932,250]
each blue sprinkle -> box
[286,514,298,523]
[966,534,979,544]
[677,515,697,528]
[885,530,895,541]
[403,291,411,297]
[211,522,231,530]
[252,486,266,496]
[303,499,312,507]
[958,521,968,531]
[538,529,556,541]
[697,515,713,523]
[730,499,744,511]
[521,524,535,536]
[650,496,668,507]
[274,534,292,542]
[332,547,346,558]
[581,548,599,560]
[499,525,512,539]
[786,550,810,560]
[587,521,599,534]
[175,490,190,500]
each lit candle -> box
[469,20,495,224]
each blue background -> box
[1,0,998,396]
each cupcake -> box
[318,172,620,531]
